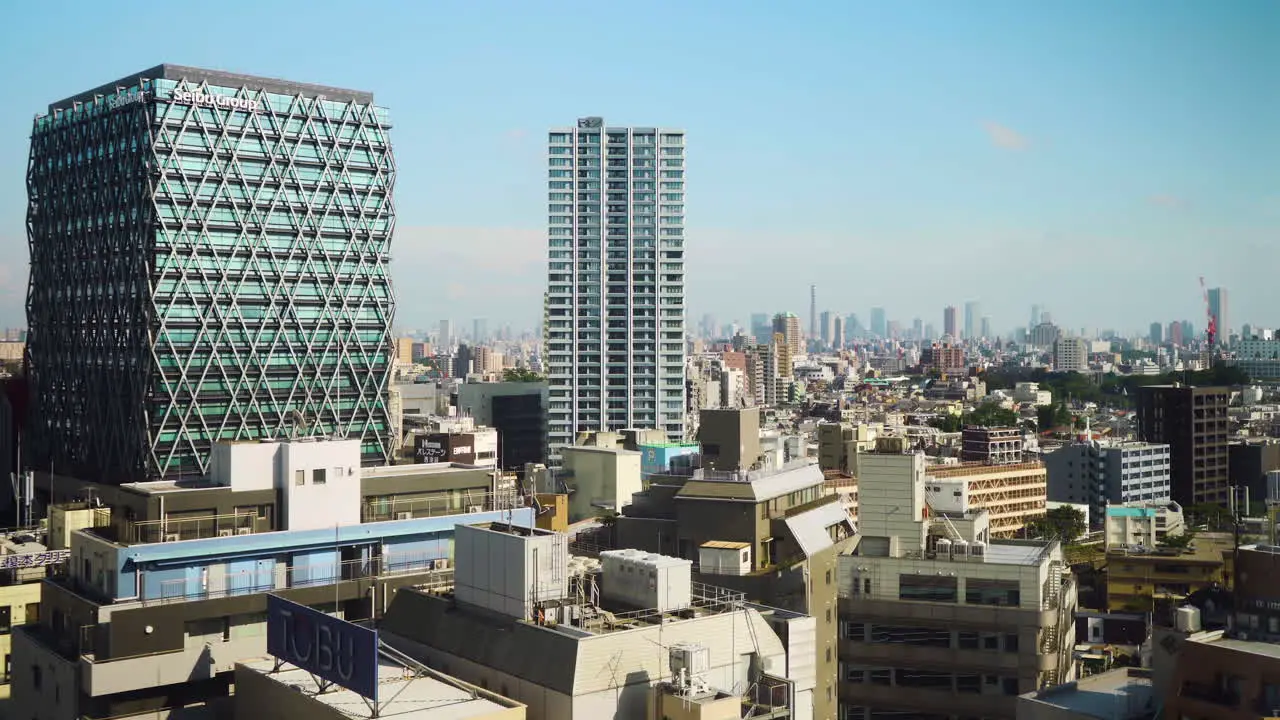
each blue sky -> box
[0,1,1275,336]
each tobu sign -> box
[266,594,380,701]
[170,89,261,112]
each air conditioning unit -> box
[468,505,483,513]
[163,533,180,543]
[433,559,449,570]
[236,527,252,536]
[395,511,413,520]
[218,529,234,537]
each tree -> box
[927,414,963,433]
[1026,506,1086,541]
[502,368,544,383]
[966,402,1019,428]
[1036,402,1073,431]
[1159,528,1197,550]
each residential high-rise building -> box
[1030,304,1042,329]
[545,118,685,450]
[870,307,887,337]
[1150,322,1164,345]
[438,319,453,348]
[1046,439,1172,525]
[980,315,992,340]
[943,305,958,338]
[1136,385,1231,505]
[1207,287,1228,343]
[911,317,924,340]
[819,310,833,347]
[1053,336,1089,372]
[1169,320,1184,346]
[772,313,802,357]
[809,283,818,342]
[472,317,488,343]
[963,301,980,340]
[833,315,845,350]
[25,65,395,483]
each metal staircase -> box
[1040,560,1065,687]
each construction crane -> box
[1199,276,1217,347]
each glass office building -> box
[26,65,396,482]
[544,118,686,450]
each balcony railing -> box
[361,489,524,523]
[138,551,454,608]
[113,511,258,545]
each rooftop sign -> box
[266,594,379,702]
[170,89,260,112]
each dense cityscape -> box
[0,6,1275,720]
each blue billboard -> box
[266,594,380,702]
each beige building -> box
[1103,501,1185,551]
[396,336,415,365]
[926,460,1048,538]
[236,655,526,720]
[557,445,642,522]
[839,451,1076,720]
[0,341,22,364]
[817,422,874,476]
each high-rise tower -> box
[943,306,958,339]
[1207,287,1229,344]
[964,301,980,340]
[545,118,686,450]
[26,65,396,482]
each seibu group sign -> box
[266,594,380,702]
[169,89,261,112]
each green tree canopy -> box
[1026,506,1086,541]
[502,368,544,383]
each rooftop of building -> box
[49,63,374,113]
[1106,532,1233,563]
[658,459,824,502]
[562,444,642,457]
[1019,667,1154,719]
[1106,501,1181,518]
[238,655,521,719]
[1190,635,1280,659]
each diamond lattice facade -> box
[544,118,686,451]
[26,65,396,482]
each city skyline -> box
[0,1,1276,334]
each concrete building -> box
[870,308,886,338]
[773,313,803,358]
[456,381,550,471]
[379,523,813,720]
[10,438,532,720]
[0,527,68,710]
[961,426,1024,465]
[26,66,396,482]
[838,451,1076,720]
[545,118,686,450]
[1029,322,1062,350]
[413,425,499,469]
[817,422,874,477]
[943,306,958,339]
[1136,384,1231,505]
[236,654,526,720]
[1045,440,1172,527]
[1104,532,1232,612]
[1016,667,1155,720]
[1236,338,1280,379]
[1013,382,1053,407]
[556,445,642,523]
[921,343,966,376]
[1053,337,1089,373]
[964,301,980,341]
[1103,501,1185,551]
[926,460,1048,538]
[1228,438,1280,507]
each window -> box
[958,631,979,649]
[295,470,305,486]
[870,625,951,647]
[1003,677,1020,696]
[826,569,833,585]
[1005,633,1020,652]
[0,606,10,634]
[313,468,327,485]
[898,574,958,603]
[965,578,1020,606]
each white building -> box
[1053,336,1089,373]
[1013,382,1053,407]
[1237,338,1280,380]
[545,119,686,450]
[1045,440,1172,526]
[1104,501,1185,551]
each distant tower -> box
[1207,287,1229,344]
[943,306,958,339]
[964,301,980,340]
[809,284,817,342]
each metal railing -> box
[361,489,524,523]
[140,551,454,607]
[663,458,816,483]
[121,512,257,545]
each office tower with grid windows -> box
[545,118,686,451]
[25,65,395,483]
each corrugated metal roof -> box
[785,502,855,558]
